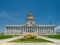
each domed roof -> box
[26,12,34,20]
[26,12,35,24]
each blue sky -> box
[0,0,60,33]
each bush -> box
[21,38,25,41]
[23,34,37,39]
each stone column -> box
[39,27,40,35]
[25,27,26,32]
[26,27,27,32]
[43,27,44,35]
[26,27,28,32]
[22,27,24,36]
[27,27,28,32]
[6,27,8,34]
[40,27,41,35]
[24,27,25,33]
[41,27,43,35]
[38,27,39,36]
[54,27,56,35]
[37,27,38,36]
[48,27,49,35]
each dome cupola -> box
[26,12,35,25]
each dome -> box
[28,12,33,16]
[26,12,34,20]
[26,12,35,24]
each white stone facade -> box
[5,12,56,36]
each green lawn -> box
[0,35,13,39]
[43,35,60,39]
[10,38,52,43]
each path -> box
[38,36,60,43]
[0,36,22,45]
[0,36,60,45]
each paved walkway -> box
[0,36,22,45]
[0,36,60,45]
[38,36,60,43]
[1,43,60,45]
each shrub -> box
[21,38,25,41]
[23,34,37,39]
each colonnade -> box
[5,26,55,35]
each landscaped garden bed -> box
[10,34,52,43]
[10,38,52,43]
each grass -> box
[10,38,52,43]
[43,35,60,39]
[0,35,13,39]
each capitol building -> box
[5,12,56,36]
